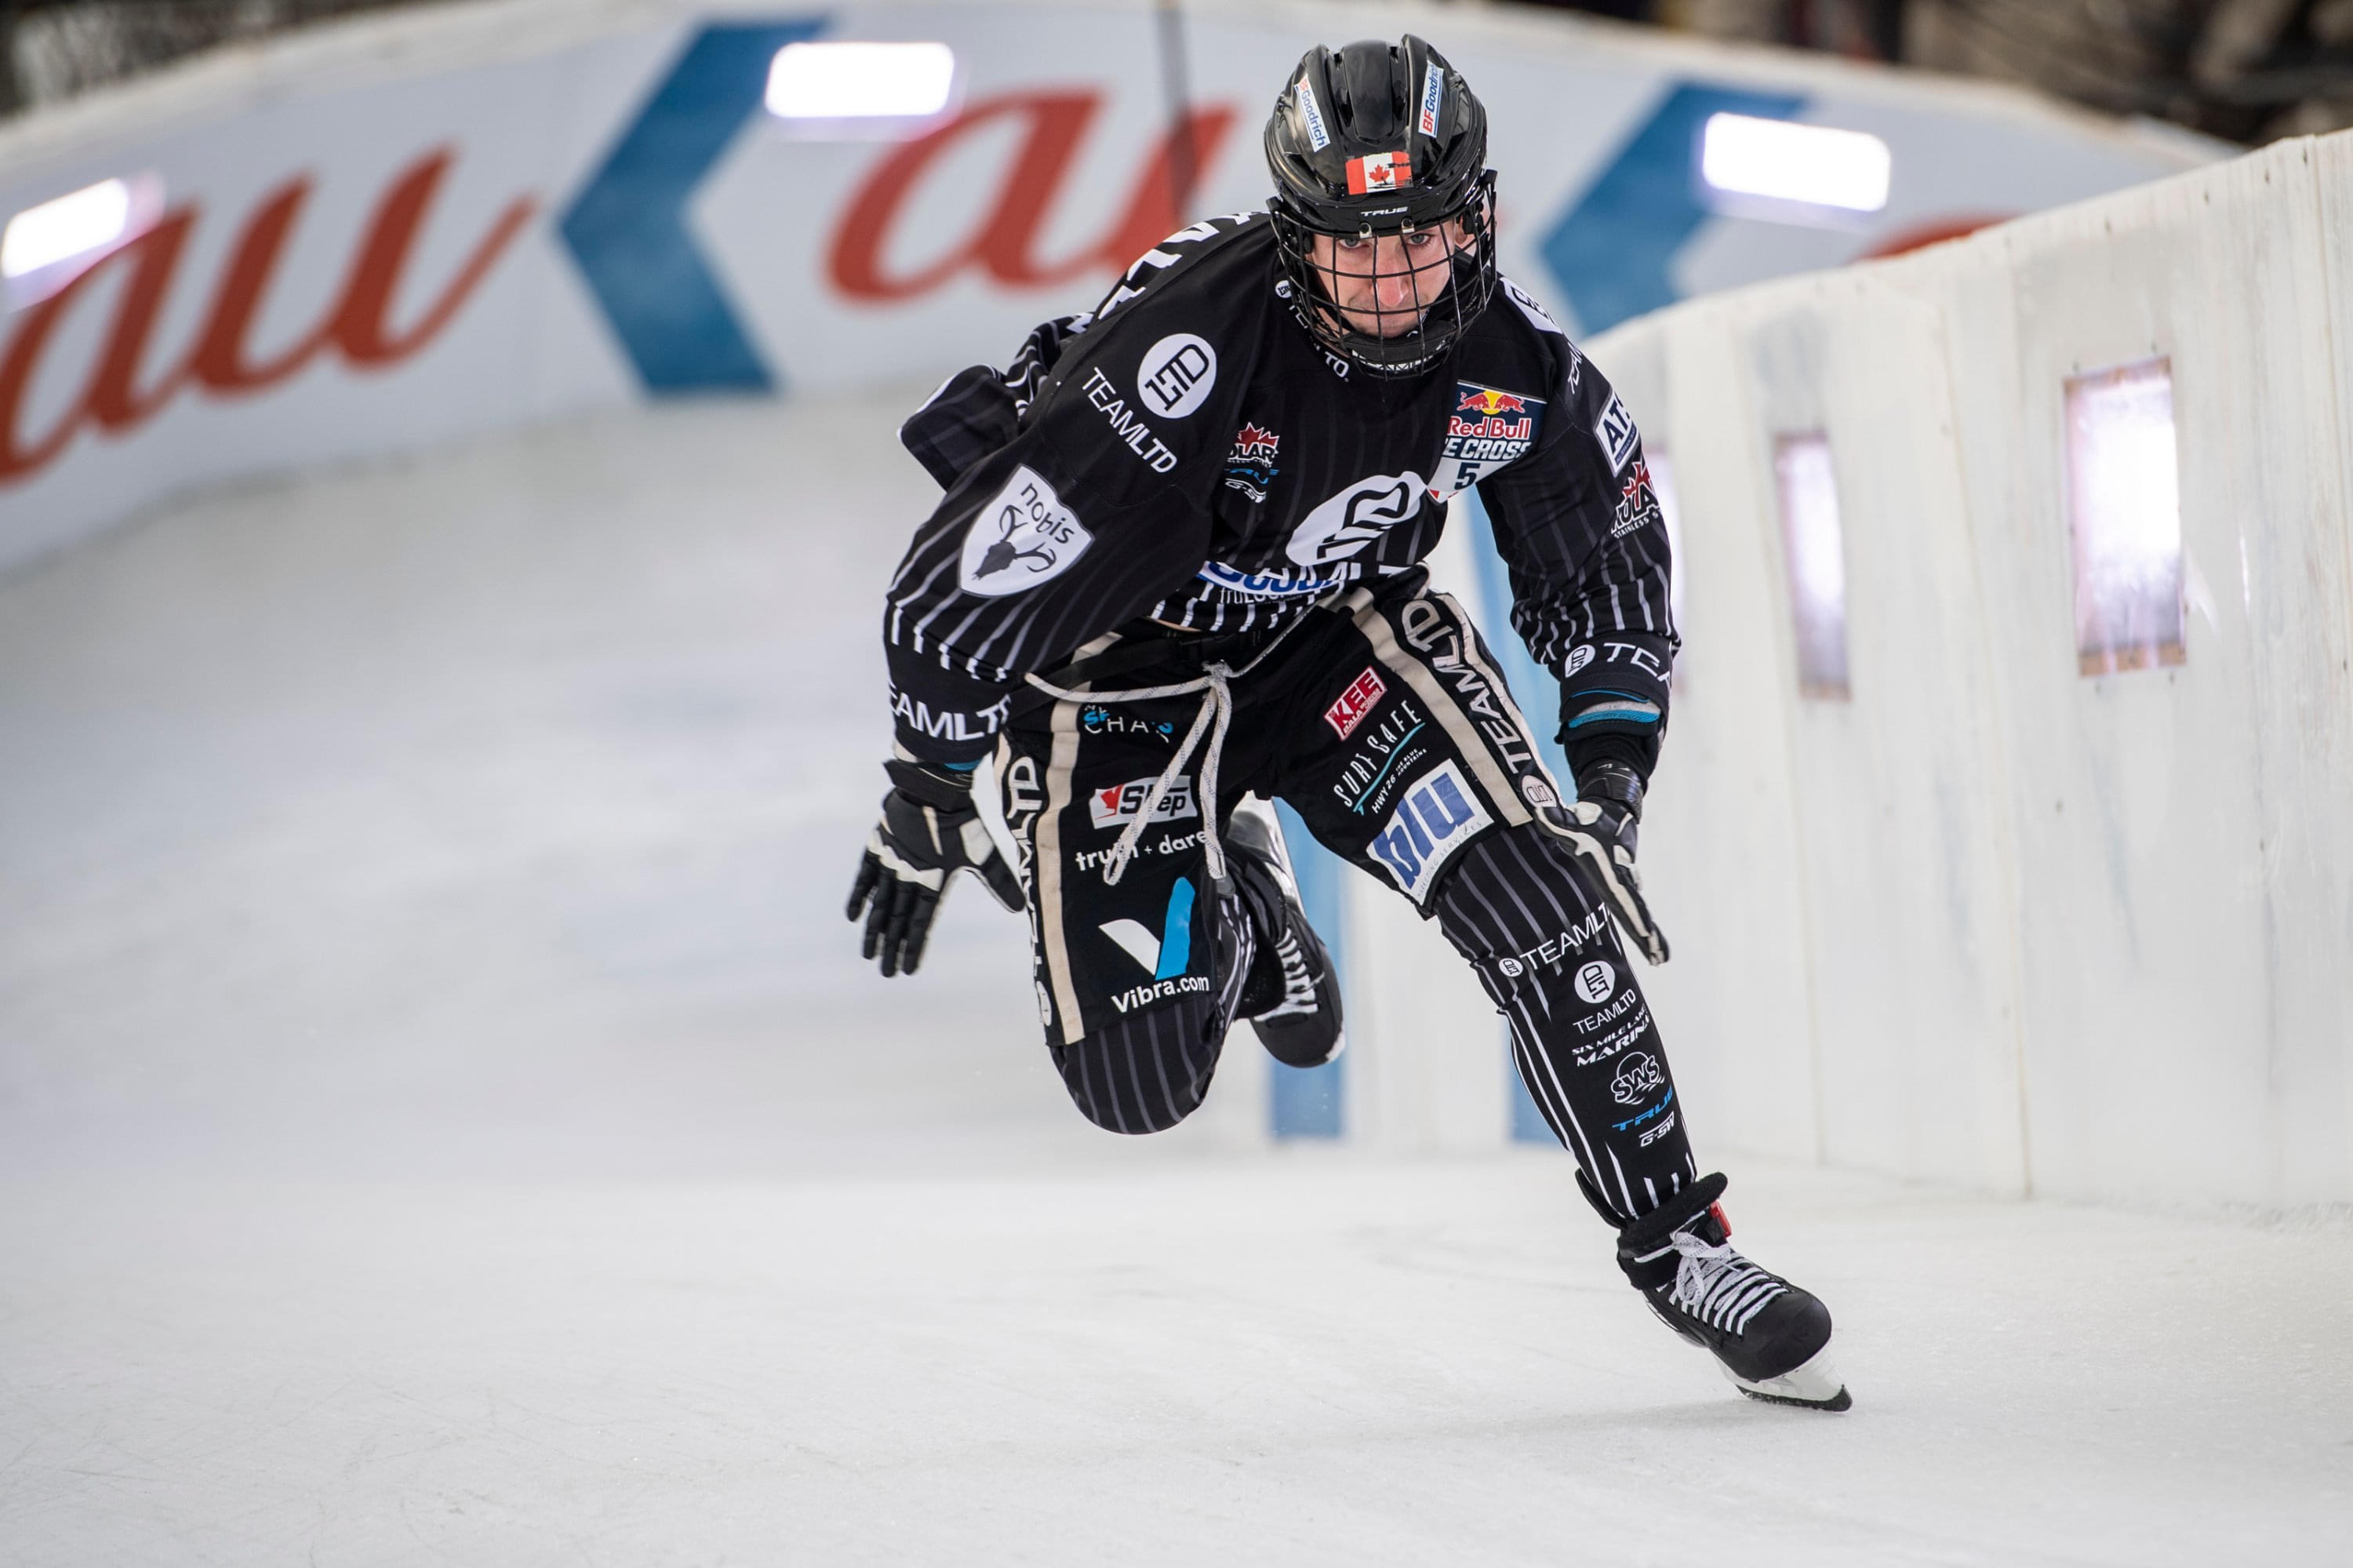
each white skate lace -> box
[1665,1231,1788,1337]
[1257,930,1319,1017]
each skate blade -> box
[1724,1343,1851,1411]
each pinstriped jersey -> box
[883,214,1677,766]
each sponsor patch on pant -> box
[1366,759,1493,904]
[1089,776,1197,830]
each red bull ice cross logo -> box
[1438,381,1544,497]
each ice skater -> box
[847,35,1849,1410]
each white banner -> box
[0,0,2212,569]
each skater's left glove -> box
[1562,759,1671,966]
[846,756,1024,978]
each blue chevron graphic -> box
[1539,82,1806,336]
[559,19,827,394]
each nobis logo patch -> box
[959,466,1093,596]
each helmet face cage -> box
[1263,35,1500,377]
[1268,173,1498,377]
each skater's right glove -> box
[846,755,1024,977]
[1562,759,1671,966]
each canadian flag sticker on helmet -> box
[1346,151,1413,195]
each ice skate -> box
[1224,798,1345,1068]
[1598,1172,1851,1411]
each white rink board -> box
[1573,133,2353,1210]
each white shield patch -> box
[959,466,1093,597]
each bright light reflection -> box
[2066,358,2183,675]
[4,178,133,278]
[1702,114,1891,213]
[766,42,956,119]
[1774,432,1849,698]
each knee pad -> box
[1049,996,1224,1134]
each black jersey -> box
[882,214,1678,770]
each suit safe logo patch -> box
[1437,383,1544,498]
[1089,775,1198,830]
[1368,759,1493,904]
[960,465,1093,596]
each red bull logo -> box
[1456,386,1529,417]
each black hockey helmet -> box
[1264,35,1498,375]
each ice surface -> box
[2,396,2348,1563]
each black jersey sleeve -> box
[898,314,1090,489]
[880,227,1257,762]
[1475,301,1678,783]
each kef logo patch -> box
[1368,759,1493,904]
[1324,666,1387,739]
[1436,383,1544,498]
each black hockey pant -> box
[995,577,1700,1223]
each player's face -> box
[1307,220,1470,339]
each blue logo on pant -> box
[1368,759,1494,904]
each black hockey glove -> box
[846,756,1024,977]
[1561,759,1671,966]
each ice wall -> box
[1553,133,2353,1210]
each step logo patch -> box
[1088,775,1198,831]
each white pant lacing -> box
[1023,623,1306,891]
